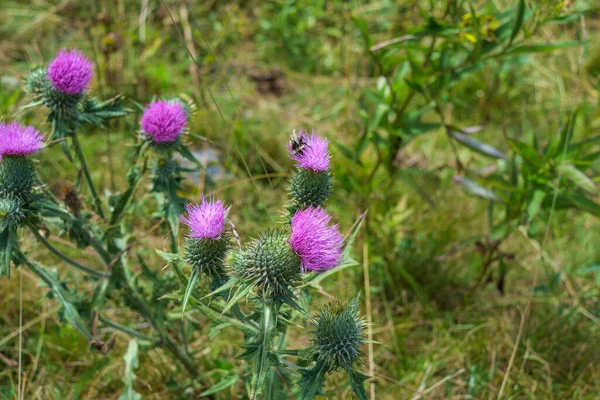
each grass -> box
[1,0,600,399]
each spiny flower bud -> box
[180,198,230,279]
[47,49,94,95]
[289,207,343,273]
[0,157,36,203]
[0,195,25,232]
[141,100,187,146]
[289,168,333,210]
[233,230,301,299]
[311,297,366,370]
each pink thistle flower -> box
[289,206,343,272]
[287,130,330,172]
[180,197,229,240]
[140,101,187,143]
[47,49,94,94]
[0,121,44,158]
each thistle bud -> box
[287,131,333,210]
[180,198,230,281]
[233,230,301,300]
[0,195,25,232]
[311,297,366,371]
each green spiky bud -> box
[233,230,301,299]
[311,297,366,371]
[184,235,230,281]
[289,168,333,211]
[0,195,24,232]
[0,156,37,203]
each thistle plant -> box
[3,48,368,398]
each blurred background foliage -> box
[1,0,600,398]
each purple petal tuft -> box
[47,49,94,94]
[289,206,343,272]
[180,197,229,240]
[287,130,330,172]
[140,101,187,143]
[0,121,44,158]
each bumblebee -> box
[288,130,308,156]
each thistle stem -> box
[71,131,106,219]
[27,222,106,279]
[98,314,159,342]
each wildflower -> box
[47,49,94,94]
[181,198,231,281]
[0,122,44,202]
[140,100,187,143]
[287,131,333,210]
[289,206,343,273]
[287,130,330,172]
[181,198,228,240]
[0,122,44,158]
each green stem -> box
[27,222,106,279]
[71,131,106,219]
[98,314,159,342]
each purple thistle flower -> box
[47,49,94,94]
[180,197,229,240]
[0,121,44,158]
[140,101,187,143]
[289,206,343,273]
[287,130,330,172]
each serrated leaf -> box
[557,164,596,193]
[155,249,181,263]
[448,129,506,159]
[347,368,369,400]
[182,267,201,315]
[119,339,141,400]
[298,361,327,400]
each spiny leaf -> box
[298,360,327,400]
[346,368,370,400]
[118,339,141,400]
[182,267,201,315]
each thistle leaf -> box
[297,360,327,400]
[118,339,141,400]
[182,267,201,315]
